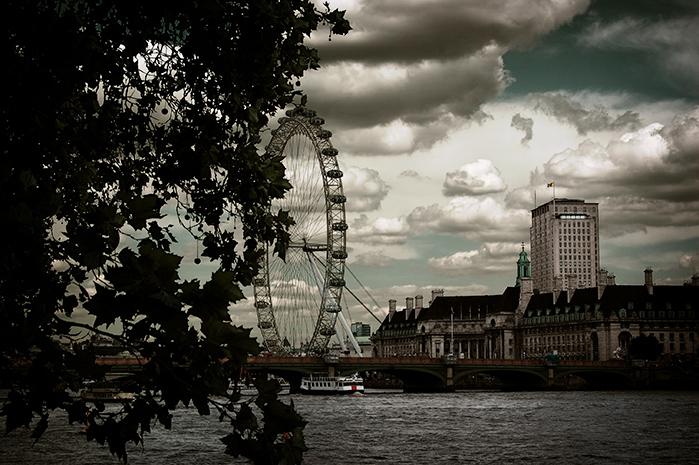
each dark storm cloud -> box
[599,198,699,238]
[305,48,509,130]
[303,1,592,136]
[314,0,591,64]
[529,93,642,135]
[510,113,534,144]
[578,14,699,98]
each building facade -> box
[373,197,697,362]
[530,198,600,293]
[373,267,699,362]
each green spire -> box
[516,242,530,286]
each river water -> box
[2,390,698,464]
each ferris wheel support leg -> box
[336,310,363,357]
[334,318,349,354]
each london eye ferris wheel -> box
[253,107,362,356]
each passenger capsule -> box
[332,250,348,259]
[327,169,343,178]
[329,194,347,203]
[310,117,325,125]
[325,303,341,313]
[322,148,339,156]
[316,130,332,139]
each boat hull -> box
[300,374,364,395]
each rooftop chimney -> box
[414,295,424,319]
[388,299,397,322]
[644,267,653,295]
[405,297,414,319]
[430,289,444,305]
[692,274,699,286]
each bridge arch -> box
[455,367,548,389]
[553,368,634,388]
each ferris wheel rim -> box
[253,107,347,355]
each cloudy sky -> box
[202,0,699,337]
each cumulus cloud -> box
[442,158,508,196]
[350,251,396,268]
[398,170,429,180]
[505,186,536,210]
[522,107,699,234]
[579,16,699,97]
[342,166,390,212]
[407,196,530,241]
[331,116,459,155]
[662,109,699,166]
[350,214,410,245]
[530,108,699,202]
[427,242,523,277]
[529,93,643,135]
[511,113,534,145]
[679,252,699,271]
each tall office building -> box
[530,198,600,293]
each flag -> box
[547,182,554,187]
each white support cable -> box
[306,249,355,354]
[345,265,385,320]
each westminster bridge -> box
[243,355,642,391]
[95,355,664,391]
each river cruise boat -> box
[300,373,364,394]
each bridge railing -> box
[246,356,629,367]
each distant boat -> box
[81,383,134,403]
[300,373,364,394]
[230,376,290,396]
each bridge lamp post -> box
[450,308,454,356]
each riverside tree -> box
[628,334,664,361]
[2,1,349,463]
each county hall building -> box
[372,199,699,362]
